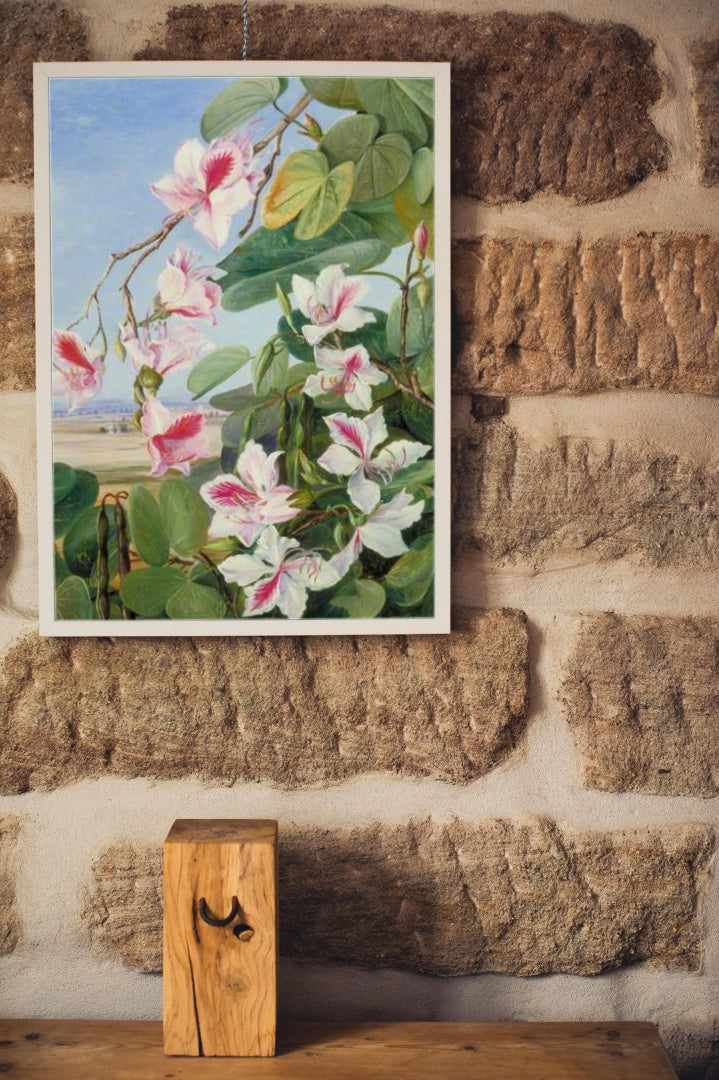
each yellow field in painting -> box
[53,415,224,496]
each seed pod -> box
[132,407,143,432]
[276,283,292,319]
[277,395,291,452]
[114,499,131,579]
[417,277,431,309]
[95,502,110,620]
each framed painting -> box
[34,60,450,635]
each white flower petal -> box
[218,552,268,587]
[348,468,381,514]
[276,575,308,619]
[357,521,409,558]
[291,274,316,319]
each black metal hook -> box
[198,895,240,927]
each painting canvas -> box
[34,61,450,635]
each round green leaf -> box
[414,350,434,399]
[294,161,355,240]
[320,114,380,168]
[119,566,187,617]
[165,582,227,619]
[385,535,433,608]
[392,173,435,256]
[331,578,386,618]
[352,132,412,204]
[54,469,99,538]
[300,77,363,110]
[348,196,408,246]
[158,477,209,558]
[263,150,328,230]
[200,77,288,141]
[409,147,434,205]
[54,551,70,585]
[53,462,76,503]
[394,77,434,118]
[55,575,92,620]
[127,486,169,567]
[187,346,251,399]
[355,79,428,148]
[401,396,434,443]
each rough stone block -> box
[0,2,88,182]
[83,818,714,976]
[691,38,719,186]
[0,817,20,956]
[564,614,719,796]
[0,609,528,794]
[453,423,719,568]
[138,7,668,204]
[0,467,17,572]
[453,236,719,395]
[0,215,35,392]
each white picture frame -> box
[34,60,451,636]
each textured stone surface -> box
[0,215,35,392]
[0,466,17,572]
[453,423,719,568]
[138,6,668,204]
[0,609,528,794]
[84,818,714,976]
[691,39,719,186]
[0,818,20,957]
[0,2,88,182]
[453,235,719,395]
[564,615,719,796]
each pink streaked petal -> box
[53,330,96,374]
[159,411,205,442]
[200,141,242,193]
[150,175,201,214]
[329,277,366,320]
[202,474,257,511]
[236,441,278,494]
[324,413,371,458]
[329,532,362,578]
[243,570,283,616]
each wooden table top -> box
[0,1019,678,1078]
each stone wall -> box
[1,1,719,1077]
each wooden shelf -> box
[0,1019,678,1078]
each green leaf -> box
[331,577,386,618]
[394,77,434,118]
[54,469,99,538]
[320,114,380,168]
[158,477,208,557]
[55,575,92,620]
[200,77,288,140]
[63,506,117,579]
[348,196,408,246]
[383,458,435,495]
[54,551,70,585]
[262,150,329,230]
[119,566,187,617]
[409,147,434,204]
[414,349,434,399]
[253,341,289,395]
[392,173,435,257]
[165,582,227,619]
[300,76,363,110]
[385,534,433,608]
[187,346,251,399]
[127,486,169,567]
[53,462,76,503]
[220,211,376,276]
[387,279,434,357]
[294,161,355,240]
[352,132,412,203]
[401,395,434,443]
[355,78,428,148]
[221,236,390,312]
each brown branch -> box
[118,213,184,333]
[255,93,312,152]
[374,359,434,411]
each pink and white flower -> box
[122,321,211,379]
[219,525,339,619]
[291,265,375,347]
[330,491,425,578]
[318,408,431,514]
[156,246,222,322]
[52,329,105,412]
[151,134,262,249]
[303,344,387,412]
[141,395,209,477]
[200,440,301,547]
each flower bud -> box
[417,278,431,309]
[137,364,164,391]
[304,113,323,141]
[413,221,429,258]
[276,283,292,319]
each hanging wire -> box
[243,0,248,59]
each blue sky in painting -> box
[49,76,409,404]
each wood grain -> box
[163,818,277,1057]
[0,1020,678,1078]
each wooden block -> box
[163,818,278,1057]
